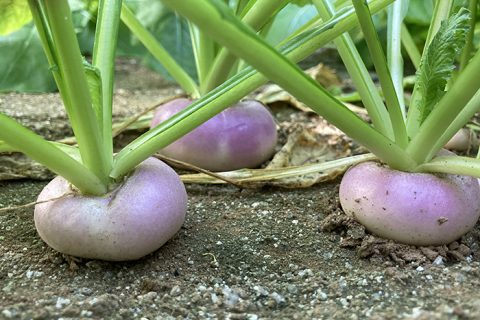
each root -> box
[0,192,75,213]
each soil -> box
[1,58,480,320]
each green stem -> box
[424,0,453,48]
[416,155,480,178]
[387,0,406,117]
[41,0,109,185]
[121,4,200,97]
[428,88,480,161]
[27,1,67,101]
[196,31,216,86]
[406,0,453,139]
[459,0,478,72]
[352,0,408,148]
[406,49,480,164]
[92,0,122,175]
[236,0,259,17]
[111,0,412,179]
[0,114,106,195]
[400,23,421,70]
[0,140,15,153]
[313,0,393,139]
[202,0,288,93]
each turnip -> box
[150,98,277,171]
[339,160,480,246]
[34,158,187,261]
[445,128,477,152]
[157,1,480,248]
[0,1,193,262]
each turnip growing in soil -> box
[150,98,277,171]
[120,2,282,171]
[159,0,480,246]
[0,0,396,260]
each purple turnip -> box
[339,160,480,246]
[150,98,277,171]
[34,157,187,261]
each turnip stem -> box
[352,0,408,148]
[313,0,394,139]
[416,155,480,178]
[0,114,106,195]
[93,0,122,174]
[387,0,406,118]
[405,0,454,139]
[111,0,413,179]
[400,23,421,70]
[406,49,480,164]
[424,0,454,48]
[202,0,288,93]
[459,0,478,72]
[120,4,200,98]
[41,0,110,185]
[196,31,216,88]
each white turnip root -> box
[34,157,187,261]
[150,98,277,171]
[445,128,478,152]
[339,161,480,246]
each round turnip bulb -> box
[339,161,480,246]
[150,98,277,171]
[34,157,187,261]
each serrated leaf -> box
[415,8,470,124]
[83,61,103,125]
[0,0,32,35]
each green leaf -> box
[118,1,197,81]
[0,0,32,35]
[405,0,433,26]
[414,8,470,124]
[83,60,103,126]
[263,2,317,46]
[0,23,56,92]
[0,1,97,93]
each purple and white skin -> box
[34,157,187,261]
[150,98,277,172]
[339,160,480,246]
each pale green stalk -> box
[387,0,406,117]
[406,50,480,164]
[203,0,288,93]
[400,23,421,69]
[92,0,122,174]
[424,0,454,48]
[459,0,478,71]
[352,0,408,147]
[406,0,453,138]
[121,4,200,97]
[111,0,414,179]
[42,0,109,185]
[313,0,393,139]
[0,114,106,195]
[416,155,480,177]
